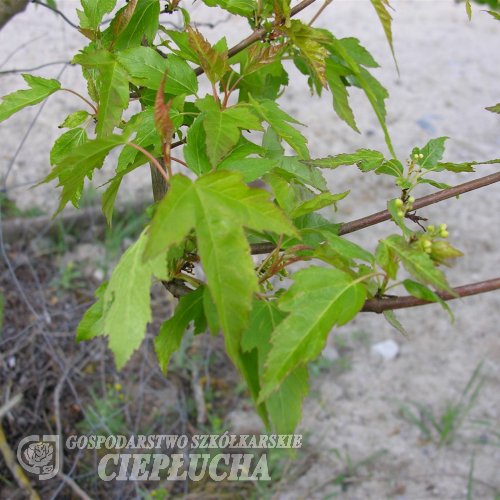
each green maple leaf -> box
[287,20,328,88]
[412,137,449,169]
[0,74,61,124]
[110,0,160,50]
[266,172,348,219]
[195,96,264,166]
[144,171,299,364]
[376,235,454,294]
[117,108,161,172]
[304,148,385,172]
[183,112,212,176]
[487,103,500,113]
[74,50,129,136]
[117,47,198,95]
[50,128,88,166]
[102,231,167,370]
[155,287,207,374]
[42,133,130,218]
[249,96,309,159]
[325,59,359,132]
[275,155,327,192]
[258,266,366,402]
[369,0,398,71]
[242,300,309,434]
[187,26,230,85]
[323,36,395,157]
[80,0,117,31]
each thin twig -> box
[30,0,79,29]
[56,472,93,500]
[61,88,97,114]
[126,142,170,184]
[340,171,500,236]
[249,171,500,255]
[308,0,333,26]
[362,277,500,313]
[0,60,71,75]
[0,393,23,420]
[193,0,318,77]
[171,157,188,168]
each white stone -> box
[371,340,400,361]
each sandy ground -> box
[1,1,500,498]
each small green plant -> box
[78,383,126,436]
[326,448,388,493]
[50,261,86,293]
[391,361,490,447]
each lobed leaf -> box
[305,149,385,172]
[155,287,206,374]
[111,0,160,50]
[258,266,366,402]
[81,0,117,31]
[412,137,449,170]
[242,300,309,434]
[144,171,298,367]
[377,235,454,294]
[325,58,359,132]
[187,26,230,85]
[0,74,61,124]
[103,231,166,369]
[249,96,309,159]
[369,0,398,71]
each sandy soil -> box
[1,1,500,499]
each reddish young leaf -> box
[154,71,175,173]
[112,0,138,38]
[187,26,230,85]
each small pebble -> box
[371,340,400,361]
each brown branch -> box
[340,171,500,236]
[250,171,500,255]
[362,278,500,313]
[193,0,318,77]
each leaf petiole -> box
[61,88,98,114]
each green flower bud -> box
[408,196,415,204]
[419,154,424,159]
[440,230,449,238]
[397,210,404,218]
[425,247,432,254]
[394,198,404,208]
[423,239,432,248]
[427,225,435,232]
[413,154,419,159]
[439,223,447,231]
